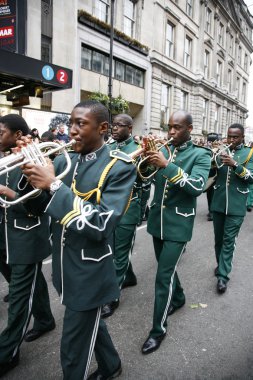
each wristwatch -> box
[233,162,239,170]
[49,179,63,195]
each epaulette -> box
[193,144,212,154]
[110,150,133,163]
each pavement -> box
[1,193,253,380]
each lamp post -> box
[108,0,115,125]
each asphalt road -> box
[1,193,253,380]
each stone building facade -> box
[0,0,252,139]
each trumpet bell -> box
[0,139,75,207]
[137,137,173,180]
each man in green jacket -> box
[141,110,211,355]
[21,101,136,380]
[0,114,55,377]
[211,123,253,293]
[101,114,142,318]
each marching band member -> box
[141,110,211,354]
[21,101,136,380]
[211,123,253,293]
[101,114,143,318]
[0,114,55,377]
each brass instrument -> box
[130,137,173,180]
[0,139,75,207]
[214,143,233,169]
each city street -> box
[1,193,253,380]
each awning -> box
[0,49,72,99]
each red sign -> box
[0,25,14,38]
[0,0,16,51]
[56,69,68,84]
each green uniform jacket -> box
[0,169,51,264]
[211,145,253,216]
[22,145,136,311]
[147,140,211,241]
[109,136,141,224]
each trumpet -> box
[214,143,233,168]
[0,139,75,207]
[130,137,173,180]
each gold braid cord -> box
[244,147,253,166]
[71,158,118,204]
[124,189,133,214]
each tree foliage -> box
[48,114,70,129]
[88,92,129,114]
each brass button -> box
[162,205,166,208]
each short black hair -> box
[229,123,244,134]
[74,100,109,125]
[171,110,193,126]
[41,131,55,141]
[113,114,133,126]
[0,114,30,136]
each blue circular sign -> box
[42,65,54,81]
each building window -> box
[214,104,221,133]
[244,53,248,71]
[227,69,232,92]
[165,22,174,58]
[94,0,109,23]
[216,60,222,87]
[218,22,224,46]
[204,50,210,78]
[41,35,52,62]
[203,98,209,132]
[186,0,193,18]
[228,34,234,56]
[242,82,246,103]
[161,84,171,127]
[236,76,240,99]
[205,8,212,34]
[238,46,242,66]
[123,0,135,37]
[184,36,192,68]
[181,90,188,109]
[81,45,145,88]
[226,109,231,128]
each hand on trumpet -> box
[145,136,169,168]
[22,161,56,191]
[146,150,169,168]
[219,153,237,167]
[15,136,56,190]
[0,185,16,201]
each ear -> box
[187,124,193,133]
[129,125,133,135]
[15,130,23,141]
[99,122,108,136]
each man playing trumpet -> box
[0,114,55,377]
[211,123,253,293]
[141,110,211,355]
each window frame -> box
[165,21,175,58]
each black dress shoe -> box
[0,352,19,377]
[217,279,227,294]
[101,300,119,319]
[3,294,9,302]
[167,301,185,316]
[121,278,137,289]
[247,207,252,212]
[24,321,56,342]
[141,334,166,355]
[88,361,122,379]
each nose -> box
[69,123,78,137]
